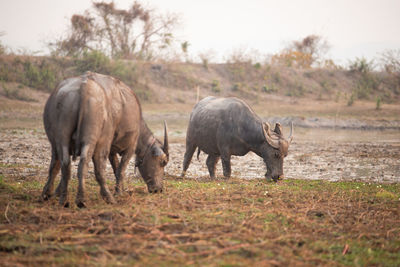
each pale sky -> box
[1,0,399,65]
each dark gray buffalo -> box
[181,96,293,181]
[42,72,169,208]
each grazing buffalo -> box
[41,72,169,208]
[181,96,293,181]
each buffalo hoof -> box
[59,195,70,207]
[76,201,86,209]
[41,192,52,201]
[59,200,70,208]
[114,186,124,196]
[101,189,116,204]
[103,195,116,204]
[265,177,276,183]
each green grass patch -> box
[0,172,399,266]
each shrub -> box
[320,80,332,93]
[335,91,341,103]
[22,60,57,91]
[232,83,242,92]
[347,93,355,106]
[376,96,382,110]
[75,50,111,74]
[1,82,35,102]
[211,80,221,93]
[349,57,374,73]
[353,74,378,100]
[202,58,208,70]
[262,84,277,93]
[253,62,262,69]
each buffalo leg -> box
[41,145,61,200]
[181,143,196,177]
[221,154,232,178]
[206,155,220,179]
[115,149,134,194]
[109,152,119,182]
[93,151,115,204]
[76,144,93,208]
[58,145,72,207]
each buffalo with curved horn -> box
[182,96,293,181]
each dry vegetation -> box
[0,173,399,266]
[0,85,399,265]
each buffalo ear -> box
[274,123,283,136]
[160,154,168,167]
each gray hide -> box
[181,96,292,181]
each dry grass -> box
[0,79,399,266]
[0,171,399,266]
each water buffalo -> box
[41,72,169,208]
[181,96,293,181]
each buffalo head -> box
[137,122,169,193]
[260,122,293,182]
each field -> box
[0,89,400,266]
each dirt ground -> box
[0,90,399,185]
[0,93,399,266]
[1,124,399,186]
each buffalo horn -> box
[163,121,169,156]
[262,122,280,149]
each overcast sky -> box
[1,0,399,65]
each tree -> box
[181,41,190,62]
[49,1,180,60]
[379,49,400,74]
[0,31,6,55]
[271,35,330,68]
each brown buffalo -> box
[41,72,169,207]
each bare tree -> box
[49,1,180,60]
[0,31,6,55]
[380,49,400,74]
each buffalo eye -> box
[274,151,280,158]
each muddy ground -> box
[1,120,399,185]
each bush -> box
[232,83,242,92]
[253,62,262,69]
[347,93,355,106]
[349,57,374,73]
[211,80,221,93]
[75,50,111,74]
[1,82,35,102]
[21,60,57,91]
[202,58,208,70]
[262,84,277,93]
[353,74,378,100]
[376,96,382,110]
